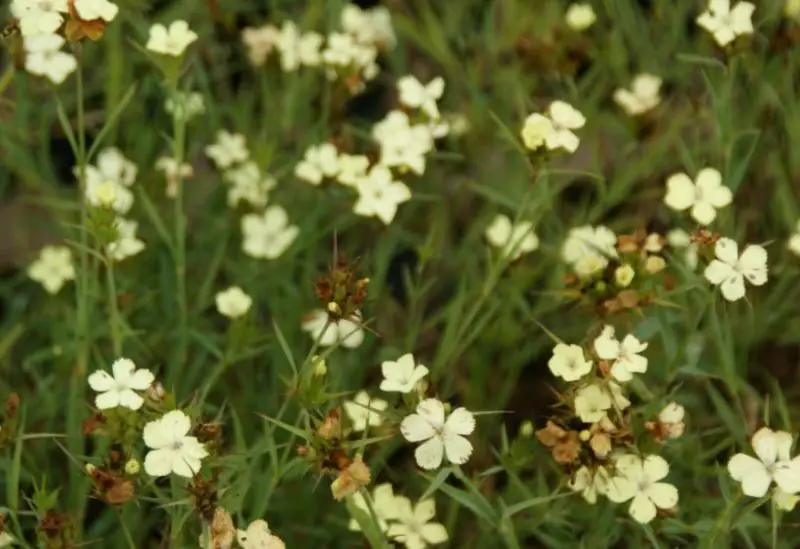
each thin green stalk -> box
[68,51,93,524]
[170,91,189,381]
[117,510,137,549]
[106,255,123,356]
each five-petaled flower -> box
[215,286,253,319]
[344,391,388,432]
[613,74,662,116]
[241,206,300,259]
[146,20,199,57]
[143,410,209,478]
[87,358,155,411]
[593,325,649,382]
[696,0,756,47]
[205,130,250,169]
[353,165,412,225]
[397,75,445,119]
[484,214,539,260]
[605,454,679,524]
[387,497,449,548]
[548,343,593,382]
[294,143,340,185]
[28,245,76,294]
[380,353,429,393]
[664,168,732,225]
[703,237,768,302]
[23,33,78,85]
[562,225,618,277]
[728,427,800,498]
[400,398,475,470]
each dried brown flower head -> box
[82,412,107,435]
[187,475,219,521]
[65,0,108,41]
[536,420,581,464]
[330,455,371,501]
[315,408,342,441]
[207,507,236,549]
[89,466,135,506]
[315,251,369,322]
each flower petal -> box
[647,482,679,509]
[144,448,175,477]
[691,201,717,225]
[628,492,657,524]
[720,274,746,302]
[111,358,136,383]
[642,455,670,482]
[400,413,436,443]
[664,173,695,211]
[704,259,736,285]
[443,433,473,465]
[421,523,449,544]
[415,398,446,427]
[95,390,121,410]
[728,453,771,497]
[414,436,444,470]
[715,238,739,265]
[128,368,155,390]
[117,389,144,411]
[445,407,476,436]
[774,458,800,495]
[87,370,115,392]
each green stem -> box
[106,255,123,356]
[68,49,92,525]
[117,510,137,549]
[171,89,189,382]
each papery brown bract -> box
[66,1,107,42]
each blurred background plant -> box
[1,0,800,548]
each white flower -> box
[301,309,364,349]
[0,531,15,547]
[241,206,299,260]
[341,4,396,48]
[484,214,539,260]
[81,147,137,213]
[400,398,475,470]
[380,353,429,393]
[520,113,555,151]
[143,410,208,478]
[11,0,68,36]
[397,75,445,119]
[697,0,755,47]
[664,168,732,225]
[348,483,398,532]
[728,427,800,497]
[28,245,75,294]
[236,520,286,549]
[336,154,370,187]
[274,22,323,70]
[774,488,800,511]
[787,0,800,20]
[593,325,648,383]
[344,391,388,432]
[146,20,198,57]
[242,25,280,67]
[205,131,249,170]
[387,497,449,548]
[787,221,800,257]
[562,225,618,277]
[353,165,411,225]
[89,147,138,186]
[667,229,699,270]
[215,286,253,319]
[614,264,635,287]
[73,0,118,21]
[658,402,686,439]
[23,33,77,85]
[613,74,662,116]
[704,237,768,302]
[165,91,205,121]
[155,156,193,198]
[372,110,434,175]
[568,466,610,504]
[224,161,275,208]
[107,218,145,261]
[565,3,597,31]
[574,385,612,423]
[606,454,679,524]
[548,343,593,382]
[544,101,586,153]
[87,358,154,411]
[294,143,340,185]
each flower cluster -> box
[349,484,449,548]
[12,0,120,83]
[537,328,685,524]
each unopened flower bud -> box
[124,459,141,475]
[311,355,327,377]
[85,463,96,475]
[519,420,534,438]
[614,264,635,288]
